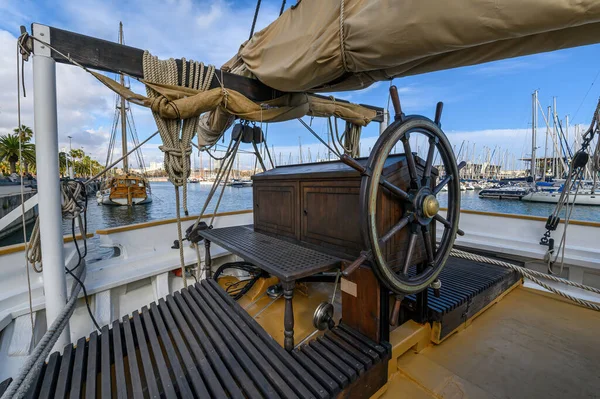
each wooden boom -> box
[28,24,384,122]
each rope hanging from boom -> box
[143,52,216,287]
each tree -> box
[14,125,33,143]
[73,155,103,178]
[70,148,84,160]
[0,134,36,175]
[58,151,68,177]
[13,125,34,173]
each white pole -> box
[379,110,389,135]
[531,90,537,184]
[565,115,569,151]
[32,24,71,350]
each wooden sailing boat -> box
[96,23,152,206]
[5,2,600,398]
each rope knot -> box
[159,144,193,187]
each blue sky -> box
[0,0,599,169]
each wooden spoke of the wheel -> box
[434,214,465,236]
[401,136,419,187]
[433,175,452,194]
[422,225,435,265]
[380,178,411,202]
[433,161,466,194]
[422,139,437,186]
[341,154,412,203]
[402,231,418,275]
[379,214,414,245]
[424,140,436,176]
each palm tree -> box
[58,151,68,177]
[70,148,84,160]
[0,134,36,175]
[14,125,33,142]
[13,125,34,173]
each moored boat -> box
[96,174,152,205]
[479,186,531,199]
[522,189,600,205]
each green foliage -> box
[70,148,84,159]
[0,133,36,174]
[13,125,33,143]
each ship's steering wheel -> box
[341,86,464,295]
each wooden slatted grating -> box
[0,279,388,398]
[405,257,521,341]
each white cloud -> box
[0,0,281,170]
[0,29,114,152]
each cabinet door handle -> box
[303,209,307,215]
[255,203,259,208]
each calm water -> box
[2,182,599,262]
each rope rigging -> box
[539,98,600,275]
[143,52,216,287]
[450,249,600,312]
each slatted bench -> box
[0,279,389,398]
[405,256,521,342]
[198,225,343,351]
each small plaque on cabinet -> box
[341,278,357,297]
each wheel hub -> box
[422,195,439,218]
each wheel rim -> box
[360,115,461,295]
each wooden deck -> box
[385,287,600,398]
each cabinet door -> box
[301,180,362,257]
[253,181,299,239]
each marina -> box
[1,2,600,399]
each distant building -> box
[147,162,164,172]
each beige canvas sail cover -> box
[224,0,600,92]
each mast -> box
[544,106,550,181]
[531,90,537,185]
[565,115,569,153]
[199,150,204,179]
[552,96,557,178]
[119,22,128,174]
[32,24,71,350]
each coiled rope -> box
[450,248,600,311]
[143,52,216,287]
[25,180,87,272]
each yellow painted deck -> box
[383,288,600,399]
[239,278,600,399]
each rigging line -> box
[249,0,262,40]
[125,114,145,171]
[298,118,341,158]
[84,130,160,185]
[127,106,147,170]
[279,0,286,15]
[553,113,572,159]
[209,139,242,226]
[192,138,238,230]
[105,107,120,170]
[572,67,600,121]
[16,36,35,333]
[327,116,343,157]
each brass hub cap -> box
[422,195,440,218]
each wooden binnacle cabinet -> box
[252,154,437,271]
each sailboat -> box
[521,93,600,205]
[96,23,152,206]
[4,3,600,398]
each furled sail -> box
[224,0,600,92]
